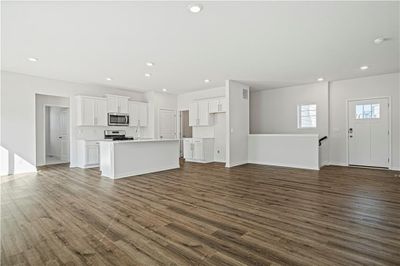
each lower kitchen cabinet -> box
[76,140,100,168]
[183,138,214,163]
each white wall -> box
[329,73,400,169]
[226,80,250,167]
[35,94,69,166]
[250,82,329,137]
[1,71,146,175]
[248,134,320,170]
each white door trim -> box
[345,96,392,169]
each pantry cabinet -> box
[76,96,107,126]
[128,101,148,127]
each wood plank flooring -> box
[1,162,400,265]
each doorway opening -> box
[36,94,70,166]
[179,110,192,158]
[347,97,391,169]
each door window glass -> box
[355,104,380,119]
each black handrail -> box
[319,136,328,146]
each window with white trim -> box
[297,104,317,128]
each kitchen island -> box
[98,139,180,179]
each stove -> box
[104,130,134,141]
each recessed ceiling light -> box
[360,65,369,70]
[145,73,151,78]
[317,78,324,82]
[106,77,113,81]
[204,79,210,83]
[146,62,154,67]
[28,57,38,62]
[374,37,385,44]
[162,88,168,92]
[188,4,203,13]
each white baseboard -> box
[249,161,319,171]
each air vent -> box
[242,89,248,99]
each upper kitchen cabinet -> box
[76,96,107,126]
[209,98,227,113]
[189,101,213,126]
[106,94,129,113]
[128,101,148,127]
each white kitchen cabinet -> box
[209,98,227,113]
[76,140,100,168]
[189,103,198,126]
[183,138,214,163]
[76,96,107,126]
[106,94,129,113]
[189,101,213,127]
[128,101,148,127]
[183,139,193,159]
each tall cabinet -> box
[76,96,107,126]
[128,101,148,127]
[189,101,213,126]
[106,95,129,113]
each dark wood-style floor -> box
[1,162,400,266]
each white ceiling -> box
[2,1,399,93]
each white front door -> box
[348,98,389,168]
[159,109,177,139]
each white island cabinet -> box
[99,139,180,179]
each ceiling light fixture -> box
[106,77,113,81]
[28,57,38,62]
[146,62,154,67]
[145,73,151,78]
[162,88,168,92]
[204,79,210,83]
[188,4,203,13]
[360,65,369,70]
[317,78,324,82]
[374,37,385,44]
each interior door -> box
[348,98,389,168]
[159,109,177,139]
[59,108,70,162]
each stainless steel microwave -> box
[108,113,129,126]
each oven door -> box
[108,113,129,126]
